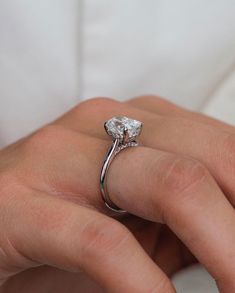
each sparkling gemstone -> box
[105,116,142,141]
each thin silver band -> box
[100,138,138,214]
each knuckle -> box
[0,233,36,274]
[130,95,177,111]
[160,155,209,196]
[131,95,164,104]
[0,172,19,202]
[79,218,131,264]
[75,97,118,116]
[0,172,27,220]
[22,125,63,155]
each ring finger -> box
[32,129,235,292]
[55,97,235,205]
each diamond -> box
[105,116,142,142]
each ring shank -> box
[100,138,138,214]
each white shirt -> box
[1,1,235,292]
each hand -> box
[0,96,235,292]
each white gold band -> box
[100,116,143,214]
[100,138,138,213]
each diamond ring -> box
[100,116,143,213]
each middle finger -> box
[55,97,235,204]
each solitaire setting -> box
[100,116,143,213]
[105,116,142,142]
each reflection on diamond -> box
[105,116,142,141]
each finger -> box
[2,266,105,293]
[119,215,162,259]
[54,98,235,205]
[127,95,235,133]
[123,217,196,277]
[15,126,187,282]
[106,146,235,292]
[120,217,195,277]
[0,184,174,293]
[47,132,235,292]
[152,227,196,277]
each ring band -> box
[100,116,143,214]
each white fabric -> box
[0,1,235,292]
[173,265,218,293]
[0,0,80,146]
[83,0,235,111]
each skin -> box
[0,96,234,292]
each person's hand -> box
[0,96,235,292]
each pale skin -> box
[0,96,235,292]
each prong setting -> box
[104,116,142,143]
[100,116,143,214]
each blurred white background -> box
[0,1,235,291]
